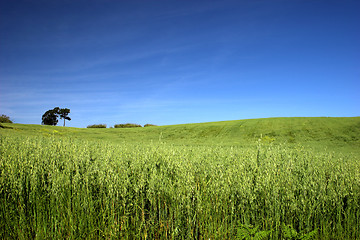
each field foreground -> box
[1,117,360,239]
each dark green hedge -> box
[114,123,142,128]
[87,124,107,128]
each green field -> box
[1,117,360,239]
[2,117,360,151]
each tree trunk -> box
[63,118,65,127]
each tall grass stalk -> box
[1,135,359,239]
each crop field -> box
[1,117,360,239]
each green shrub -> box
[0,114,13,123]
[114,123,142,128]
[87,124,107,128]
[237,224,272,240]
[144,124,157,127]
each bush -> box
[114,123,142,128]
[87,124,107,128]
[144,124,157,127]
[0,114,13,123]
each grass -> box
[1,117,359,153]
[1,117,360,239]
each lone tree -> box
[42,107,71,126]
[58,108,71,127]
[42,108,59,126]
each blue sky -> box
[1,0,359,128]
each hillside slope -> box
[157,117,360,151]
[1,117,359,152]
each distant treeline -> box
[87,123,156,128]
[87,124,107,128]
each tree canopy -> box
[42,107,71,126]
[0,114,13,123]
[58,108,71,127]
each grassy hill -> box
[1,117,359,153]
[1,117,360,239]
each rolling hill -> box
[1,117,360,239]
[1,117,359,153]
